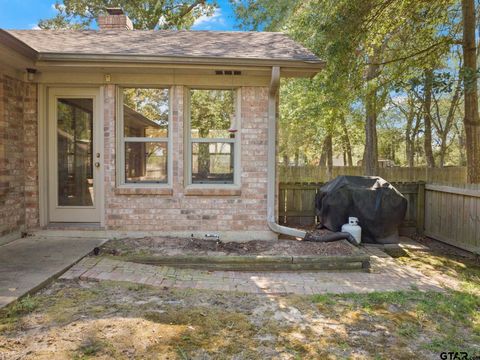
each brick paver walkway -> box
[60,256,453,295]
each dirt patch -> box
[413,235,480,262]
[0,280,317,359]
[100,236,358,257]
[1,271,479,359]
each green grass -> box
[313,289,479,354]
[311,248,480,356]
[0,295,39,333]
[7,295,39,316]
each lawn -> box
[0,243,479,359]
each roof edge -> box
[37,52,325,70]
[0,29,38,60]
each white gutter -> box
[267,66,307,238]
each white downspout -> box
[267,66,307,238]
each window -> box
[188,89,239,185]
[118,88,170,185]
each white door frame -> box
[39,86,104,224]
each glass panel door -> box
[57,98,94,207]
[48,88,102,223]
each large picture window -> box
[188,89,239,185]
[119,88,170,185]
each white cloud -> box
[30,24,41,30]
[192,8,225,30]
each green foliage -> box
[7,295,39,317]
[190,89,234,138]
[0,295,39,333]
[123,88,169,125]
[39,0,215,30]
[233,0,466,168]
[232,0,301,31]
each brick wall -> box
[104,85,271,237]
[0,72,38,239]
[97,14,133,30]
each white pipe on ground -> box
[267,66,307,239]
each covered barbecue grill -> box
[315,176,407,243]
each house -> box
[0,8,323,244]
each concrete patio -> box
[0,235,107,308]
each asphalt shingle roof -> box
[6,30,321,63]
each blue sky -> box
[0,0,239,30]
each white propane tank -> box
[341,217,362,245]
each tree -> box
[233,0,458,172]
[39,0,214,30]
[363,47,381,175]
[423,68,436,168]
[461,0,480,182]
[190,89,234,179]
[279,77,329,167]
[431,74,463,167]
[233,0,471,176]
[339,114,353,166]
[389,90,422,166]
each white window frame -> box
[116,86,173,188]
[185,87,241,189]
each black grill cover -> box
[315,176,407,243]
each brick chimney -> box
[98,8,133,30]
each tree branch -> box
[165,0,206,26]
[367,39,452,66]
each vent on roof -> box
[215,70,242,76]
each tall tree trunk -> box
[423,68,436,168]
[198,143,210,179]
[405,114,415,167]
[318,139,327,167]
[398,93,418,167]
[318,134,333,178]
[324,133,333,180]
[456,123,467,165]
[340,114,353,166]
[462,0,480,182]
[432,76,462,168]
[439,138,447,167]
[364,61,379,175]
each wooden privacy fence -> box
[279,181,480,254]
[424,184,480,254]
[278,182,424,236]
[279,166,467,184]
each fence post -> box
[416,181,425,235]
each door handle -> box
[95,162,100,168]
